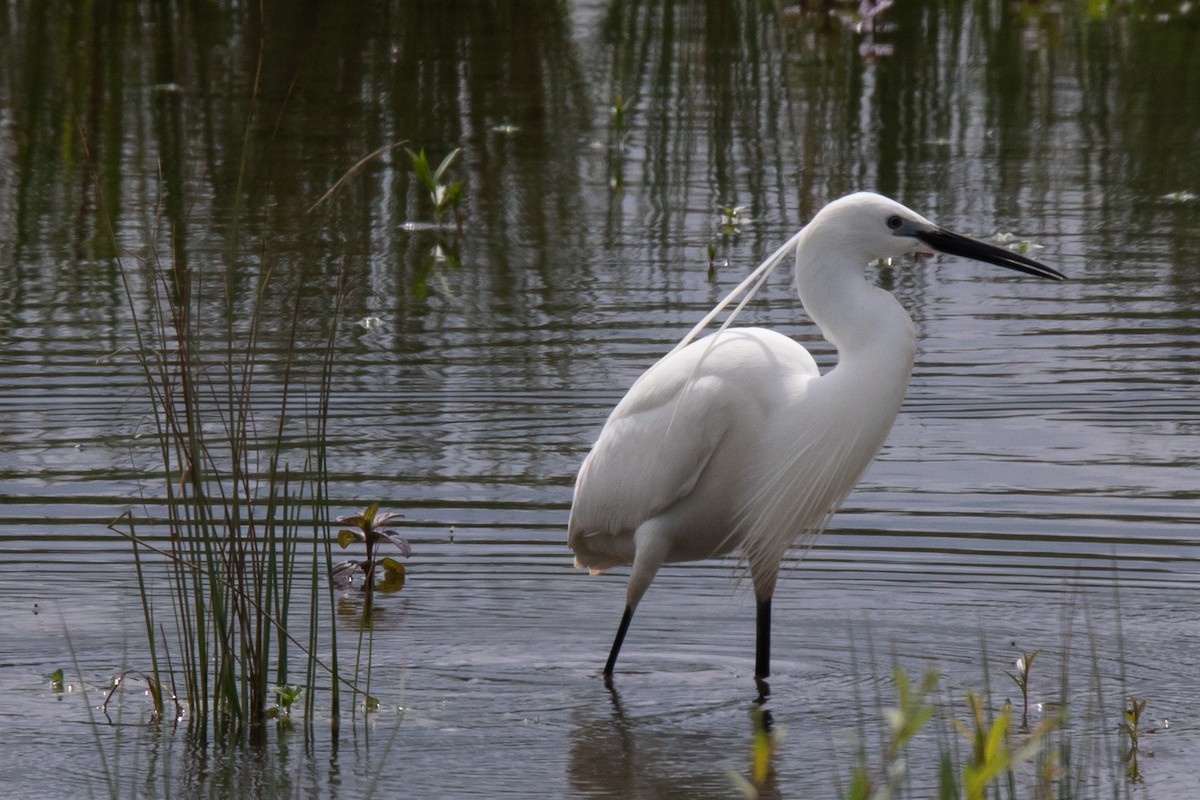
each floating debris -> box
[993,231,1043,254]
[1160,190,1198,203]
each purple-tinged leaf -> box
[376,529,412,556]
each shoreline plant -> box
[106,229,351,744]
[825,635,1145,800]
[87,76,411,749]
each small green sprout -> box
[271,684,305,714]
[266,684,305,727]
[406,147,464,224]
[1006,647,1038,730]
[992,231,1041,255]
[1122,694,1148,782]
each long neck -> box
[794,228,917,387]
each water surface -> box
[1,1,1199,796]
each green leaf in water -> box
[433,148,462,184]
[270,683,306,710]
[436,181,463,214]
[406,148,436,193]
[378,557,407,593]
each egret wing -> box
[567,354,740,566]
[569,329,821,571]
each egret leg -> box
[603,523,668,678]
[755,598,771,682]
[604,605,635,676]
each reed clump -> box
[96,108,407,745]
[109,237,351,745]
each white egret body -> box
[568,192,1063,690]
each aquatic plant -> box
[108,241,352,744]
[94,58,398,746]
[332,502,412,618]
[1007,647,1039,731]
[825,628,1156,800]
[840,667,941,800]
[1121,694,1147,782]
[407,146,464,225]
[266,683,305,730]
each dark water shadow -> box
[566,674,782,799]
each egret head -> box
[812,192,1065,281]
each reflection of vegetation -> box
[610,93,629,141]
[1122,695,1148,782]
[0,0,591,342]
[729,704,783,798]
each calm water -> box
[2,1,1199,796]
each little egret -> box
[567,192,1064,690]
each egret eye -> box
[886,215,903,230]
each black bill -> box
[913,227,1065,281]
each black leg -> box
[604,605,635,676]
[755,598,771,680]
[754,597,772,700]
